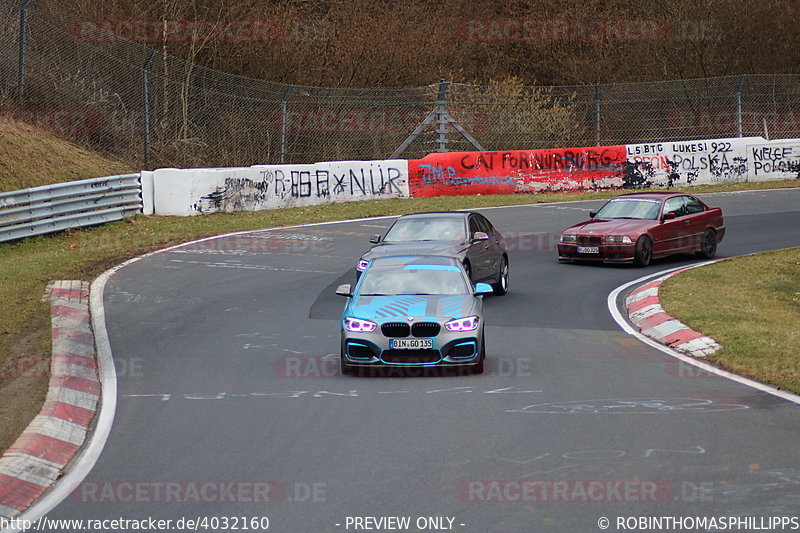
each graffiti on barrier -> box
[409,147,627,197]
[146,136,800,216]
[748,142,800,179]
[150,160,409,215]
[624,139,757,187]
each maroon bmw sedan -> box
[557,192,725,267]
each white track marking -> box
[10,259,124,530]
[607,264,800,406]
[9,188,799,526]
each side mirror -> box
[474,282,493,296]
[369,235,382,244]
[589,211,597,218]
[472,231,489,242]
[335,284,352,297]
[662,212,677,221]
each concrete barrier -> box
[150,160,410,216]
[746,139,800,181]
[142,136,798,216]
[409,146,628,197]
[624,137,761,187]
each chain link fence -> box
[2,1,800,171]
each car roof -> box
[395,211,473,219]
[610,192,689,200]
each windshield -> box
[358,264,470,296]
[594,198,661,220]
[383,217,467,242]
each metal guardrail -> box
[0,174,142,243]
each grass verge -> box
[1,178,799,453]
[660,247,800,394]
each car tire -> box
[696,228,717,259]
[491,256,509,296]
[634,235,653,267]
[469,336,485,375]
[340,356,354,376]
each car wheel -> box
[340,355,354,376]
[469,336,485,375]
[696,228,717,259]
[491,256,509,296]
[634,235,653,267]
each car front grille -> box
[577,236,602,245]
[411,322,440,337]
[381,350,441,364]
[381,322,410,337]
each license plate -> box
[577,246,599,254]
[391,339,433,350]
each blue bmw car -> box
[336,255,491,375]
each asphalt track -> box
[42,188,800,532]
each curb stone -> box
[0,281,98,519]
[624,268,721,358]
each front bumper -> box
[557,243,637,263]
[341,331,482,368]
[716,226,726,243]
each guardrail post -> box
[594,83,602,146]
[435,79,450,153]
[391,80,483,158]
[142,51,157,170]
[16,0,35,103]
[736,74,746,138]
[279,84,293,164]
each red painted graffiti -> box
[408,146,627,197]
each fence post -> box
[279,85,293,164]
[435,79,450,152]
[142,51,157,170]
[16,0,35,103]
[735,74,746,138]
[594,83,602,145]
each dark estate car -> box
[558,192,726,267]
[356,211,509,295]
[337,255,492,374]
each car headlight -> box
[344,317,377,333]
[444,316,480,332]
[604,235,632,244]
[560,234,577,243]
[356,259,369,271]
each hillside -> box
[5,0,797,170]
[0,116,132,193]
[56,0,799,87]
